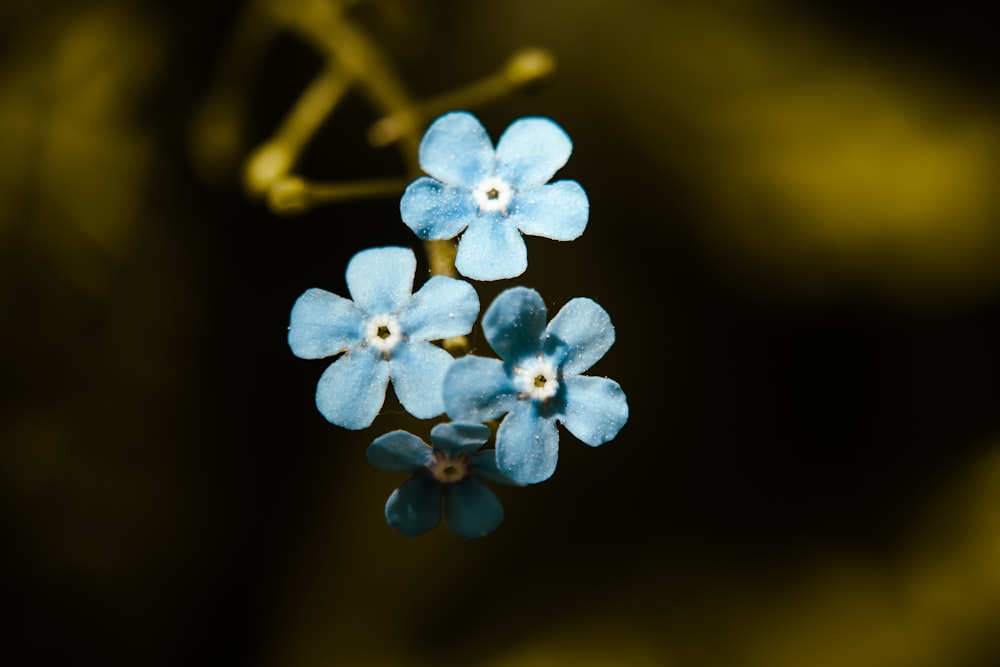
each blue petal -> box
[444,356,517,422]
[444,478,504,538]
[418,111,495,188]
[430,422,491,456]
[385,476,442,537]
[288,288,365,359]
[481,287,547,361]
[544,298,615,375]
[388,339,454,419]
[367,430,433,472]
[454,218,528,281]
[398,275,479,342]
[345,247,415,315]
[400,177,477,240]
[496,401,560,484]
[560,375,629,446]
[315,346,389,429]
[495,117,572,187]
[511,181,589,241]
[470,450,521,486]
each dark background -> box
[3,1,1000,665]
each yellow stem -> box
[244,65,355,198]
[368,48,557,148]
[268,0,422,171]
[268,176,411,216]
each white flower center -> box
[514,356,559,401]
[472,176,513,214]
[428,451,470,483]
[365,315,402,354]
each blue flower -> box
[443,287,628,484]
[400,111,589,281]
[288,246,479,430]
[366,422,517,538]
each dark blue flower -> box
[288,247,479,429]
[400,111,589,281]
[366,422,517,538]
[443,287,628,484]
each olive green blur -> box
[3,1,999,666]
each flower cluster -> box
[445,287,627,484]
[289,246,478,430]
[401,112,589,281]
[366,422,519,538]
[289,112,627,537]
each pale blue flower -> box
[288,247,479,430]
[400,111,589,281]
[443,287,628,484]
[367,422,517,538]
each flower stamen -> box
[473,176,512,215]
[515,357,559,401]
[365,315,402,355]
[429,451,470,483]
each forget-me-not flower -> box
[443,287,628,484]
[400,111,589,281]
[367,422,517,538]
[288,246,479,430]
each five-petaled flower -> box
[288,246,479,430]
[367,422,518,538]
[400,111,589,281]
[443,287,628,484]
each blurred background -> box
[3,0,1000,665]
